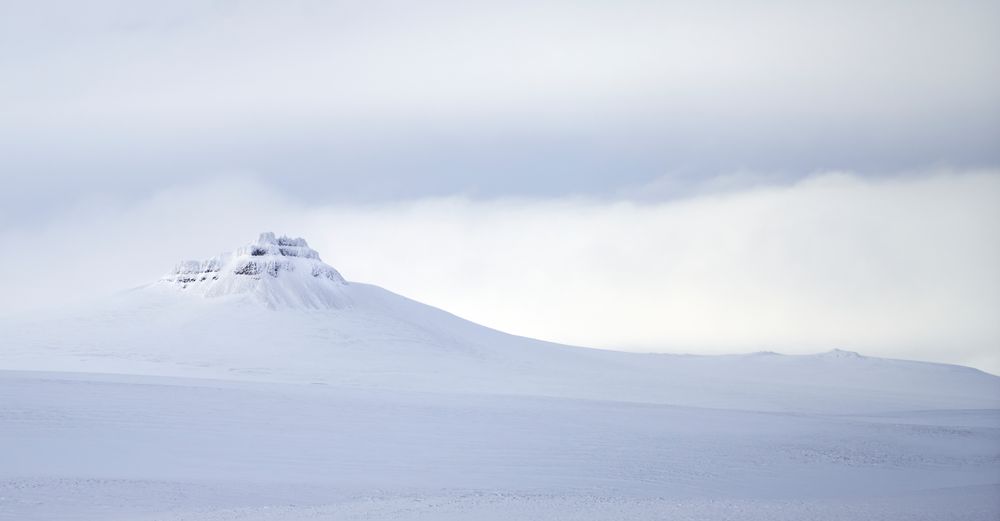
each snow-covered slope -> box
[2,232,999,520]
[2,370,998,521]
[2,232,997,413]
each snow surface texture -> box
[1,233,999,520]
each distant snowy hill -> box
[3,233,999,520]
[2,232,997,414]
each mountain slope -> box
[2,232,997,414]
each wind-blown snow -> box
[1,233,998,520]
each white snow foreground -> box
[1,233,998,520]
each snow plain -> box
[1,234,998,520]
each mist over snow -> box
[3,170,998,373]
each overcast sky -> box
[2,1,999,371]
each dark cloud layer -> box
[2,0,999,222]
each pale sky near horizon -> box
[2,1,999,372]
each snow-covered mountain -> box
[160,232,349,308]
[3,232,999,520]
[3,232,997,414]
